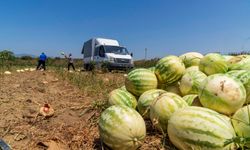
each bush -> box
[21,56,33,60]
[0,50,16,69]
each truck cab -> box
[82,38,134,71]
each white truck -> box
[81,38,134,71]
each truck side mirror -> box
[130,52,133,57]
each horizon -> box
[1,0,250,59]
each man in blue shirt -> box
[36,52,47,70]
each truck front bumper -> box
[108,63,134,70]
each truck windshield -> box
[103,46,129,55]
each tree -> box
[0,50,15,61]
[0,50,16,69]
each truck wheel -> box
[84,64,89,71]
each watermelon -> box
[223,55,234,62]
[109,89,137,109]
[168,106,236,150]
[199,53,228,75]
[179,52,203,67]
[199,74,246,115]
[150,92,188,132]
[231,105,250,148]
[137,89,166,118]
[155,55,185,84]
[228,55,250,71]
[125,68,158,96]
[119,85,127,91]
[159,81,182,96]
[185,66,199,73]
[227,70,250,104]
[183,94,202,107]
[182,94,198,105]
[99,105,146,150]
[148,66,155,72]
[179,70,207,96]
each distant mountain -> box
[15,53,37,58]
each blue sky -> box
[0,0,250,59]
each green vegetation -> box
[134,58,159,68]
[0,50,16,70]
[229,51,250,56]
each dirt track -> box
[0,70,101,149]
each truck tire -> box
[84,64,89,71]
[84,64,93,71]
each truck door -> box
[93,46,105,68]
[99,46,105,61]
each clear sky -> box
[0,0,250,59]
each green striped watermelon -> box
[179,70,207,96]
[148,66,155,72]
[125,68,158,96]
[119,85,127,91]
[179,52,204,67]
[223,55,234,62]
[150,92,188,132]
[159,81,182,96]
[109,89,137,109]
[137,89,166,118]
[185,66,199,73]
[168,106,236,150]
[183,94,202,107]
[199,53,228,75]
[227,55,246,64]
[99,105,146,150]
[182,94,198,106]
[227,70,250,104]
[199,74,246,115]
[155,55,185,84]
[228,55,250,70]
[231,105,250,148]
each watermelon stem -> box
[198,81,206,101]
[159,124,166,149]
[100,139,104,150]
[133,138,143,148]
[142,107,150,117]
[225,137,250,149]
[231,117,250,126]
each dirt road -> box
[0,71,100,149]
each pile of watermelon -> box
[99,52,250,150]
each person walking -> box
[65,53,75,71]
[36,52,47,70]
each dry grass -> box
[54,68,125,111]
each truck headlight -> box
[130,59,134,64]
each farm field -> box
[2,51,250,150]
[0,68,174,150]
[2,1,250,149]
